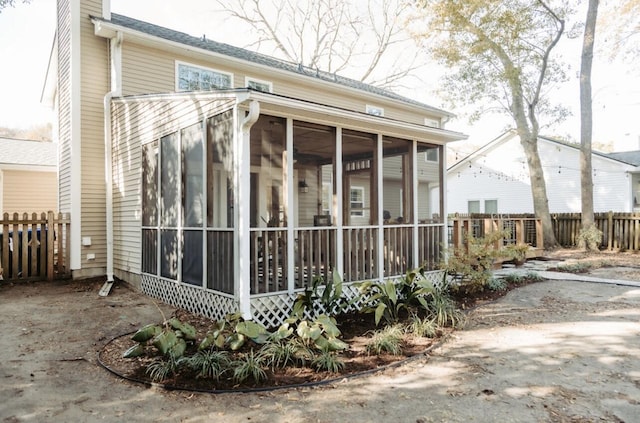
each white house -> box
[447,131,640,214]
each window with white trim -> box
[246,77,272,93]
[468,200,480,214]
[176,61,233,91]
[425,147,439,162]
[350,187,364,217]
[485,199,498,214]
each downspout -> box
[237,99,260,319]
[103,32,123,285]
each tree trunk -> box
[580,0,599,231]
[519,132,558,249]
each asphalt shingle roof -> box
[97,13,450,115]
[0,138,57,167]
[605,151,640,166]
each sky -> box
[0,0,638,152]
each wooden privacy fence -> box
[553,212,640,251]
[0,212,71,281]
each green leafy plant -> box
[311,350,345,373]
[127,317,197,359]
[259,341,300,370]
[426,286,466,328]
[365,325,404,355]
[232,351,267,384]
[146,354,180,383]
[406,314,438,338]
[292,268,349,318]
[358,266,434,326]
[183,350,231,380]
[199,313,270,352]
[503,243,530,264]
[486,277,507,291]
[444,229,512,293]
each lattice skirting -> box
[141,274,238,322]
[141,270,446,328]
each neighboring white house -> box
[447,131,640,214]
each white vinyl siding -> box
[448,134,636,214]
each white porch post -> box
[286,118,295,292]
[440,144,448,255]
[376,133,384,282]
[412,140,419,269]
[335,127,344,278]
[236,100,260,319]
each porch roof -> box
[112,89,467,144]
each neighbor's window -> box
[246,77,272,93]
[467,200,480,214]
[350,187,364,217]
[485,199,498,214]
[176,61,232,91]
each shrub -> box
[444,230,512,293]
[577,224,603,251]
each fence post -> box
[607,211,613,251]
[47,211,55,281]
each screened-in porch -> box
[126,92,453,327]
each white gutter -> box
[237,99,260,319]
[104,31,123,284]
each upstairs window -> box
[365,105,384,117]
[176,61,233,91]
[246,77,272,93]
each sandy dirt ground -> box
[1,251,640,422]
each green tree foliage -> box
[412,0,576,248]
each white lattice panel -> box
[140,270,446,328]
[250,293,297,328]
[141,275,238,322]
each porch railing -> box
[250,224,446,293]
[0,212,71,281]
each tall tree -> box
[0,0,29,12]
[215,0,425,89]
[412,0,573,249]
[579,0,599,249]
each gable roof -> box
[91,13,453,118]
[0,138,57,168]
[448,130,640,172]
[605,151,640,166]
